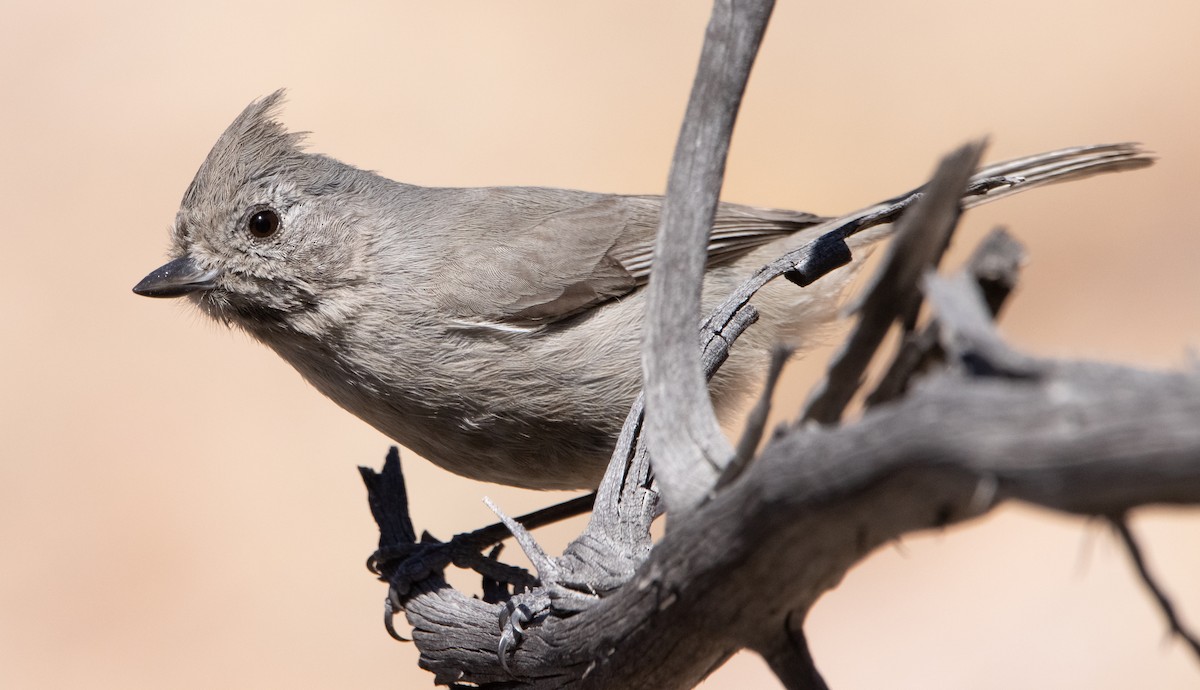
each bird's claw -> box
[383,585,410,642]
[497,597,540,675]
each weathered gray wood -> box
[866,227,1025,406]
[754,612,829,690]
[644,0,776,516]
[377,353,1200,687]
[801,140,984,425]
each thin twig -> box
[723,345,794,489]
[1110,516,1200,661]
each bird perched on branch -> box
[134,91,1151,489]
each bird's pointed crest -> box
[180,89,308,210]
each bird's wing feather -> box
[438,189,826,330]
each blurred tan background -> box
[2,1,1199,687]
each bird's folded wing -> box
[439,192,827,331]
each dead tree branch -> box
[357,2,1191,687]
[362,342,1200,686]
[644,0,775,516]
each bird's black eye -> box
[247,208,280,238]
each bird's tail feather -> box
[963,142,1154,208]
[840,142,1154,251]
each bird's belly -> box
[275,333,637,489]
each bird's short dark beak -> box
[133,256,219,298]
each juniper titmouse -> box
[134,91,1150,489]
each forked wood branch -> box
[359,1,1197,687]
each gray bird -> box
[134,91,1151,489]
